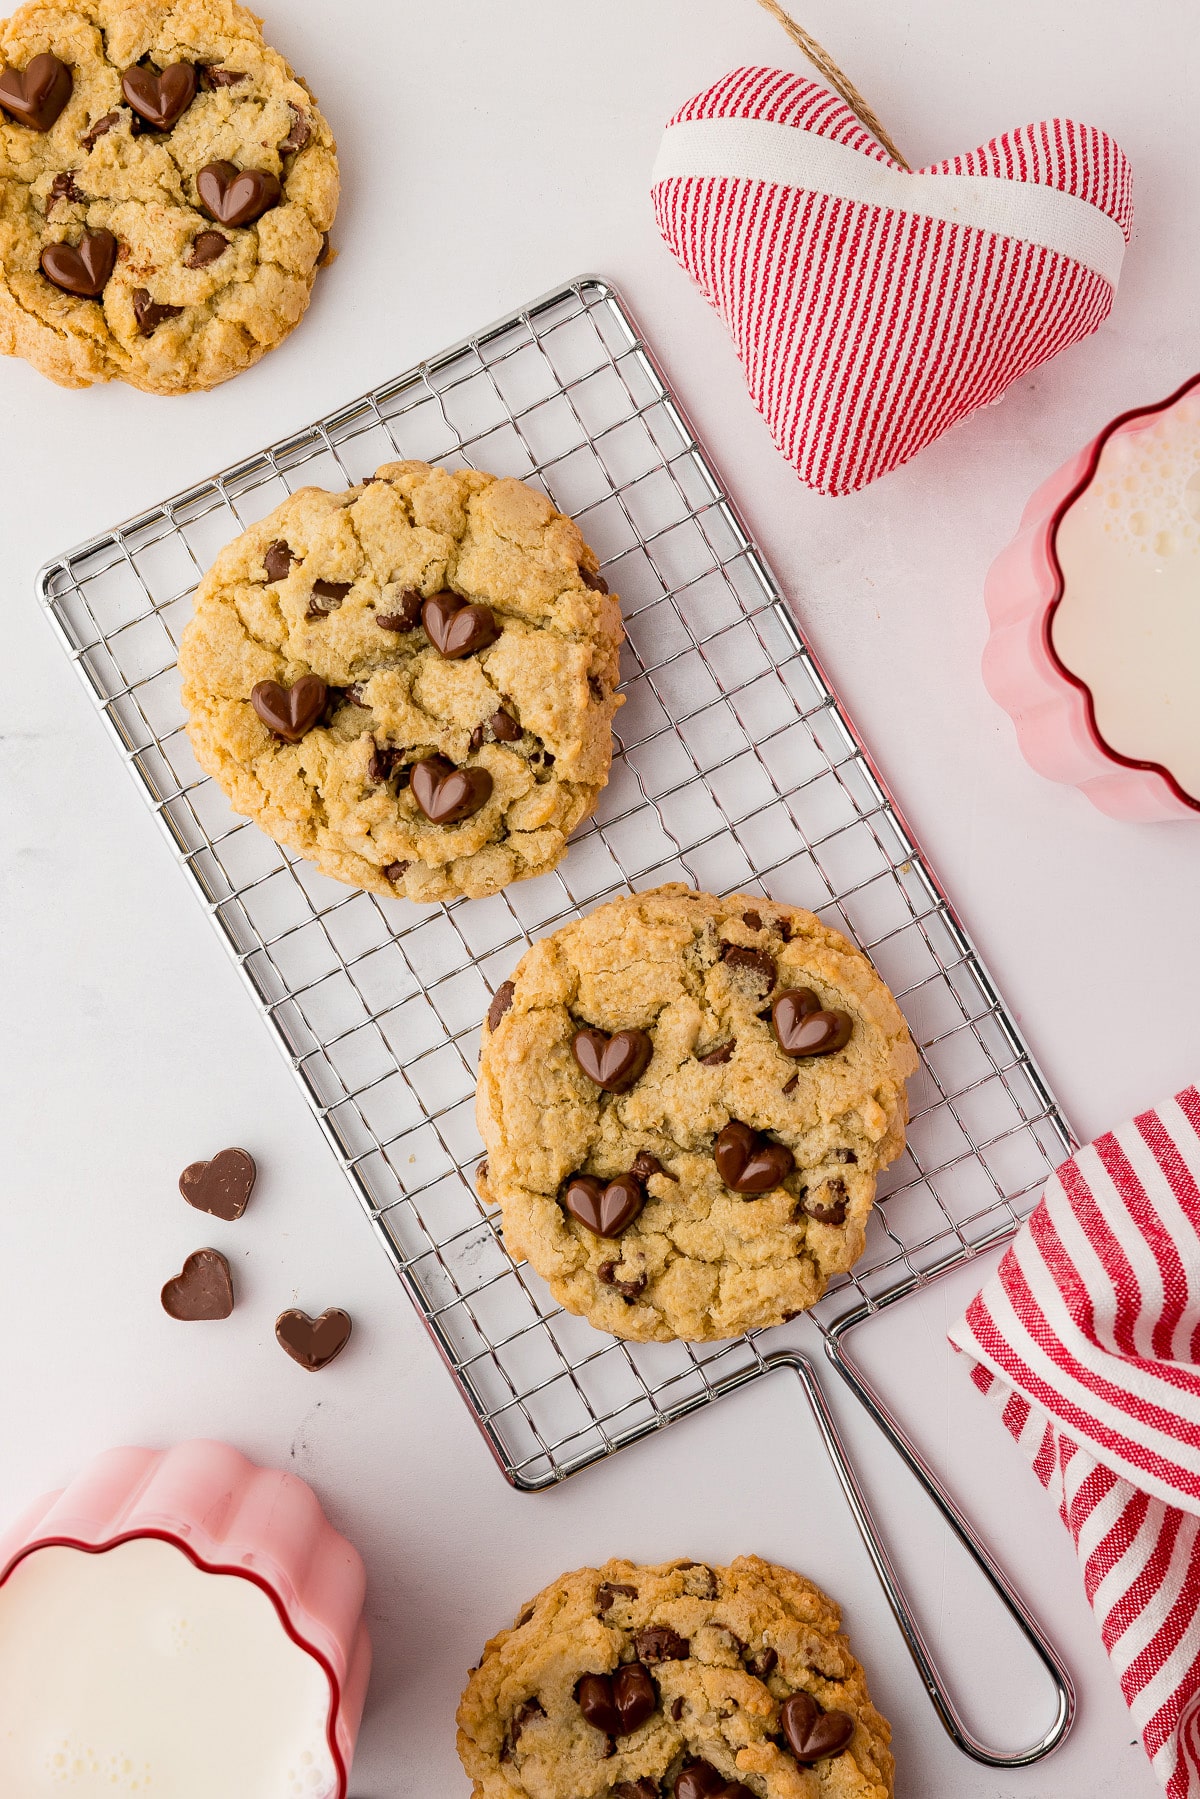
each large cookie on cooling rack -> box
[476,886,916,1342]
[179,461,624,902]
[0,0,338,392]
[457,1554,895,1799]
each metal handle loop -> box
[765,1345,1075,1767]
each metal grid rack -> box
[39,276,1071,1495]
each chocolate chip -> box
[263,540,294,583]
[612,1784,659,1799]
[746,1646,777,1679]
[306,578,351,619]
[41,231,117,298]
[630,1152,678,1184]
[250,675,327,742]
[421,592,501,659]
[714,1121,795,1194]
[837,1148,858,1164]
[178,1147,256,1221]
[778,918,793,941]
[804,1178,847,1226]
[46,170,82,211]
[469,725,485,751]
[782,1074,798,1095]
[185,229,228,268]
[368,743,404,784]
[475,1158,489,1188]
[780,1690,854,1764]
[132,287,184,335]
[197,160,281,227]
[509,1696,545,1746]
[121,61,197,130]
[598,1262,646,1301]
[576,1664,657,1736]
[596,1581,638,1613]
[721,943,777,988]
[203,65,247,88]
[562,1173,645,1238]
[772,990,853,1058]
[376,588,423,632]
[487,982,515,1031]
[0,53,72,131]
[514,1603,533,1626]
[538,749,554,766]
[675,1763,754,1799]
[572,1028,653,1092]
[80,110,119,150]
[671,1697,685,1722]
[742,910,762,929]
[275,1307,352,1371]
[279,105,311,153]
[580,565,609,593]
[161,1248,233,1321]
[634,1627,689,1664]
[490,707,522,741]
[410,754,493,824]
[383,861,409,884]
[699,1040,735,1066]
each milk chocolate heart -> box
[772,989,853,1057]
[275,1307,352,1371]
[40,230,116,297]
[161,1249,234,1321]
[562,1172,644,1237]
[575,1662,656,1735]
[572,1027,652,1091]
[410,754,493,824]
[714,1120,795,1193]
[780,1690,855,1764]
[421,592,501,659]
[178,1147,256,1221]
[250,675,327,742]
[675,1764,755,1799]
[0,53,72,130]
[121,61,196,130]
[197,160,281,227]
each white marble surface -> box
[2,1,1198,1793]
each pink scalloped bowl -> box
[983,372,1200,822]
[0,1440,371,1796]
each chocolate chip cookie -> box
[179,462,624,902]
[476,887,916,1341]
[456,1556,894,1799]
[0,0,338,391]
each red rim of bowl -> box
[1041,368,1200,815]
[0,1529,349,1799]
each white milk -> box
[0,1538,337,1797]
[1051,388,1200,803]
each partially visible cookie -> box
[456,1555,895,1799]
[0,0,338,391]
[476,886,916,1341]
[179,461,624,902]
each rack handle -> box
[766,1346,1075,1767]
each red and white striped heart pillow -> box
[652,68,1133,496]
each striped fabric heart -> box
[652,67,1133,496]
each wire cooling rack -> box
[39,277,1072,1499]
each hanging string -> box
[751,0,910,169]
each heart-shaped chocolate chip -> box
[420,592,501,659]
[0,53,72,131]
[250,675,327,742]
[410,754,493,824]
[185,229,228,268]
[772,988,853,1057]
[121,61,196,130]
[781,1690,855,1764]
[562,1172,644,1237]
[275,1307,352,1371]
[161,1249,234,1321]
[40,229,117,298]
[197,159,281,227]
[675,1763,755,1799]
[576,1662,657,1736]
[714,1120,795,1194]
[571,1027,653,1092]
[178,1147,256,1221]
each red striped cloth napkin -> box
[949,1087,1200,1798]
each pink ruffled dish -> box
[0,1440,371,1797]
[983,372,1200,821]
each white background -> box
[2,1,1198,1794]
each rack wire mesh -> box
[39,275,1073,1495]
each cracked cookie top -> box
[456,1556,894,1799]
[476,886,916,1341]
[0,0,338,391]
[178,461,625,903]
